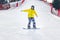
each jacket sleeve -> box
[22,9,29,12]
[34,10,38,16]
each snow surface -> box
[0,0,60,40]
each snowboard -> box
[23,27,40,30]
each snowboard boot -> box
[33,22,36,29]
[33,25,36,29]
[28,26,30,29]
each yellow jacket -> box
[22,9,37,18]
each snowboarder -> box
[21,5,38,29]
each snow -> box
[0,0,60,40]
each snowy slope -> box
[0,0,60,40]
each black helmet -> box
[31,5,35,10]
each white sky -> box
[46,0,53,3]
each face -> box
[31,6,34,10]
